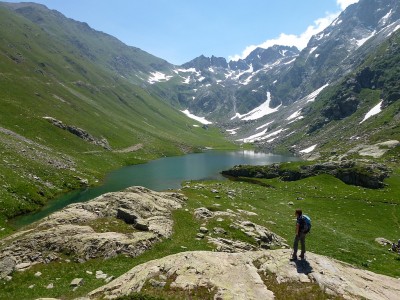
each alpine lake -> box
[13,150,300,227]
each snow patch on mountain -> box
[231,92,280,121]
[380,9,393,26]
[230,64,254,81]
[283,58,297,65]
[309,46,318,54]
[226,128,240,135]
[305,84,329,102]
[300,144,317,153]
[287,110,302,121]
[356,30,376,47]
[175,68,197,73]
[148,72,173,84]
[181,110,213,125]
[179,76,190,84]
[387,24,400,37]
[360,100,383,124]
[238,128,287,143]
[256,120,274,131]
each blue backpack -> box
[301,215,312,234]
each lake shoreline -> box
[10,150,300,229]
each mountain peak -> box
[181,55,228,70]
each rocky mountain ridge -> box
[150,0,400,159]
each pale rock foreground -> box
[0,186,186,279]
[88,249,400,300]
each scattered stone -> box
[149,278,166,288]
[70,278,83,287]
[213,227,227,235]
[194,207,214,219]
[134,219,149,231]
[34,271,42,277]
[46,283,54,289]
[229,224,239,230]
[241,221,256,228]
[0,256,16,279]
[237,209,258,216]
[215,195,221,199]
[375,237,392,246]
[211,189,219,193]
[96,271,108,279]
[4,276,12,281]
[216,218,224,222]
[196,233,205,239]
[245,231,258,238]
[288,201,294,206]
[86,271,93,275]
[28,284,35,289]
[15,262,31,271]
[199,227,209,234]
[105,276,114,283]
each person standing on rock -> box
[291,209,307,261]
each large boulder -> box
[0,187,187,277]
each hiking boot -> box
[299,254,305,260]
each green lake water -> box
[13,150,300,227]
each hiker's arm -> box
[296,223,300,236]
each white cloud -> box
[229,0,359,61]
[337,0,359,10]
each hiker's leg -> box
[300,234,306,257]
[293,235,300,258]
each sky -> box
[3,0,359,65]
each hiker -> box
[392,242,397,252]
[291,209,310,261]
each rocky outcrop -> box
[222,160,390,189]
[88,249,400,300]
[43,117,111,150]
[193,208,288,250]
[0,186,186,279]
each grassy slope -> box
[0,5,234,232]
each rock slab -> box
[0,186,186,279]
[88,249,400,300]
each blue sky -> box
[3,0,358,64]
